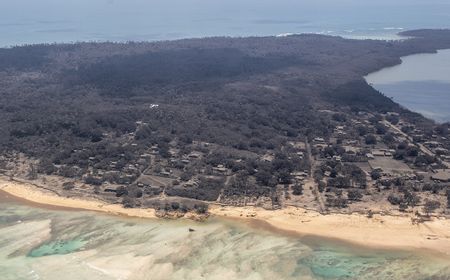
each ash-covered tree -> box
[424,200,441,216]
[347,189,363,201]
[365,134,377,145]
[292,184,303,196]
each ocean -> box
[1,194,449,280]
[0,0,450,47]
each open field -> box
[369,158,413,174]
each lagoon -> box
[366,49,450,123]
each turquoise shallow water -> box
[28,238,88,257]
[0,196,449,280]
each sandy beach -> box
[209,206,450,256]
[2,178,450,256]
[0,179,157,219]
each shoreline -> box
[209,205,450,257]
[2,178,450,256]
[0,29,407,49]
[0,179,157,219]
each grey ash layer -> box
[1,29,450,217]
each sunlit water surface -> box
[0,194,449,280]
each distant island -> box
[1,29,450,238]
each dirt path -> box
[306,140,327,213]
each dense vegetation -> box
[1,29,450,210]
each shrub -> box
[62,182,75,190]
[292,184,303,196]
[347,189,363,201]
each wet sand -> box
[209,205,450,257]
[2,178,450,256]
